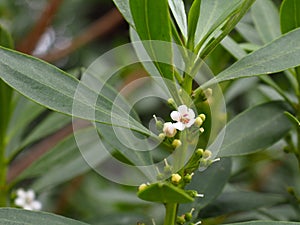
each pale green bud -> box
[172,139,182,148]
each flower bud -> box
[167,98,176,109]
[158,133,165,140]
[195,148,204,157]
[163,122,177,137]
[176,215,186,224]
[172,139,182,148]
[183,173,194,183]
[138,183,148,192]
[194,117,203,127]
[204,88,212,98]
[199,113,206,121]
[199,127,205,133]
[203,150,212,159]
[171,173,182,184]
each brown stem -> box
[39,8,124,63]
[16,0,64,54]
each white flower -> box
[163,122,177,137]
[170,105,196,131]
[15,189,42,211]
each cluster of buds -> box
[176,208,202,225]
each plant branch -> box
[39,8,124,63]
[16,0,64,54]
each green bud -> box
[194,117,203,127]
[167,98,176,109]
[199,113,206,121]
[176,215,186,224]
[172,139,182,148]
[183,173,194,183]
[195,148,204,157]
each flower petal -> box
[170,111,180,122]
[31,201,42,211]
[15,198,25,207]
[186,118,196,128]
[188,108,195,119]
[26,190,35,200]
[178,105,188,114]
[173,122,185,131]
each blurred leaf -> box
[200,191,285,217]
[5,96,45,157]
[168,0,188,39]
[18,128,103,191]
[224,222,300,225]
[138,182,194,203]
[0,26,13,48]
[129,0,173,80]
[203,28,300,87]
[0,208,89,225]
[179,157,231,213]
[251,0,281,44]
[280,0,300,34]
[0,46,150,136]
[216,101,293,157]
[20,113,71,149]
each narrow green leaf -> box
[0,208,90,225]
[130,0,173,81]
[0,46,150,136]
[168,0,187,38]
[187,0,201,49]
[215,101,292,157]
[112,0,134,27]
[251,0,281,44]
[202,28,300,88]
[138,182,194,203]
[280,0,300,34]
[224,222,300,225]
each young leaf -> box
[130,0,173,80]
[138,182,194,203]
[214,101,293,157]
[168,0,188,39]
[280,0,300,34]
[251,0,281,44]
[187,0,201,49]
[202,28,300,88]
[0,208,90,225]
[193,0,242,48]
[0,46,150,136]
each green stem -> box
[295,66,300,170]
[164,203,178,225]
[0,141,8,207]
